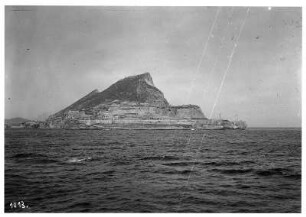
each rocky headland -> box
[43,72,246,130]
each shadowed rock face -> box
[47,73,208,129]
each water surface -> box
[5,128,301,212]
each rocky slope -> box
[46,72,246,129]
[54,73,168,115]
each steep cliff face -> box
[47,72,208,129]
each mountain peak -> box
[120,72,155,87]
[54,73,169,116]
[141,72,154,86]
[102,72,167,107]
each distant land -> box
[5,73,246,130]
[5,117,30,126]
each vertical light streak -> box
[186,7,221,101]
[209,8,250,119]
[202,8,235,99]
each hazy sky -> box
[5,6,301,127]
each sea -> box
[5,128,301,213]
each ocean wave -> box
[255,167,301,179]
[111,159,133,166]
[162,162,196,167]
[12,153,47,159]
[210,168,253,175]
[11,153,58,164]
[66,156,93,163]
[181,195,220,205]
[203,160,255,167]
[141,155,180,161]
[101,170,115,175]
[154,168,197,175]
[162,160,256,168]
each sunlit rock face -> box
[47,73,208,129]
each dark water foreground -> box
[5,128,301,212]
